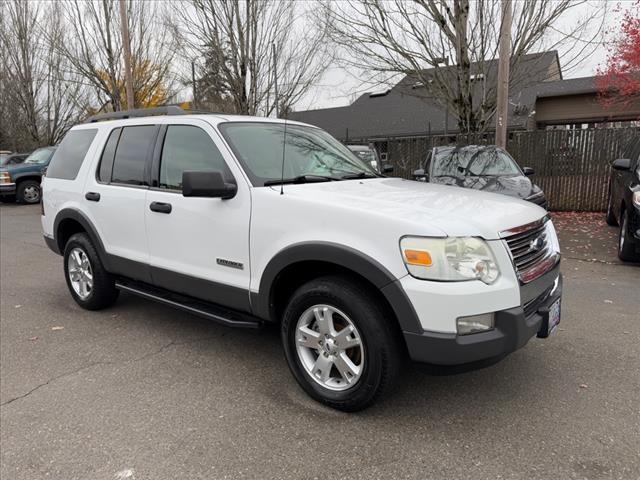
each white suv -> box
[42,107,562,411]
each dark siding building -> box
[290,51,639,141]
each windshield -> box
[349,149,375,163]
[431,147,521,177]
[25,148,54,165]
[219,122,377,186]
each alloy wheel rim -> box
[68,247,93,299]
[295,304,364,391]
[23,185,40,202]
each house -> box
[289,51,640,141]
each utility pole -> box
[272,42,279,117]
[495,0,512,148]
[118,0,135,110]
[191,61,198,109]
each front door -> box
[144,120,252,312]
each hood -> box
[275,178,547,240]
[1,163,45,174]
[432,174,534,199]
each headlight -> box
[525,191,544,200]
[545,219,561,254]
[633,191,640,208]
[0,172,11,184]
[400,236,500,284]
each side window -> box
[46,129,98,180]
[97,128,121,183]
[111,125,157,186]
[158,125,231,191]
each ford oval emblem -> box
[529,236,544,252]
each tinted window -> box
[111,126,156,185]
[98,128,122,182]
[159,125,230,190]
[47,130,96,180]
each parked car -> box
[346,144,386,173]
[413,145,548,209]
[0,152,29,166]
[0,146,56,203]
[605,137,640,262]
[42,108,561,411]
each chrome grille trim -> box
[501,216,559,284]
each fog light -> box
[457,313,495,335]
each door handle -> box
[85,192,100,202]
[149,201,172,214]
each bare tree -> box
[56,0,175,112]
[321,0,606,133]
[0,0,86,151]
[171,0,333,116]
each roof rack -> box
[85,106,194,123]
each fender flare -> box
[254,242,423,334]
[52,208,111,269]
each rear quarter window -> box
[46,129,98,180]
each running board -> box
[115,280,262,329]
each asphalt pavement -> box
[1,203,639,480]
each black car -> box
[605,137,640,262]
[413,145,548,209]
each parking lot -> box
[1,203,639,480]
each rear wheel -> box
[618,208,639,262]
[63,233,119,310]
[17,180,41,204]
[281,276,403,411]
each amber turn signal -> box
[403,249,433,266]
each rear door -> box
[144,119,251,312]
[83,124,159,282]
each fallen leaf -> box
[28,336,38,341]
[51,326,64,331]
[579,384,588,389]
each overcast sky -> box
[293,0,629,112]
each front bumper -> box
[404,272,562,366]
[0,183,16,195]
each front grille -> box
[502,218,557,283]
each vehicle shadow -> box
[108,291,555,426]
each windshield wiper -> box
[264,175,338,186]
[340,171,377,179]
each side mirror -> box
[522,167,535,176]
[413,168,429,182]
[182,171,237,199]
[612,158,631,171]
[381,164,394,174]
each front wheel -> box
[605,188,618,226]
[17,180,41,204]
[281,276,403,412]
[618,209,639,262]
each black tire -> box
[605,188,618,226]
[63,233,119,310]
[281,275,403,412]
[16,180,41,204]
[618,208,639,262]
